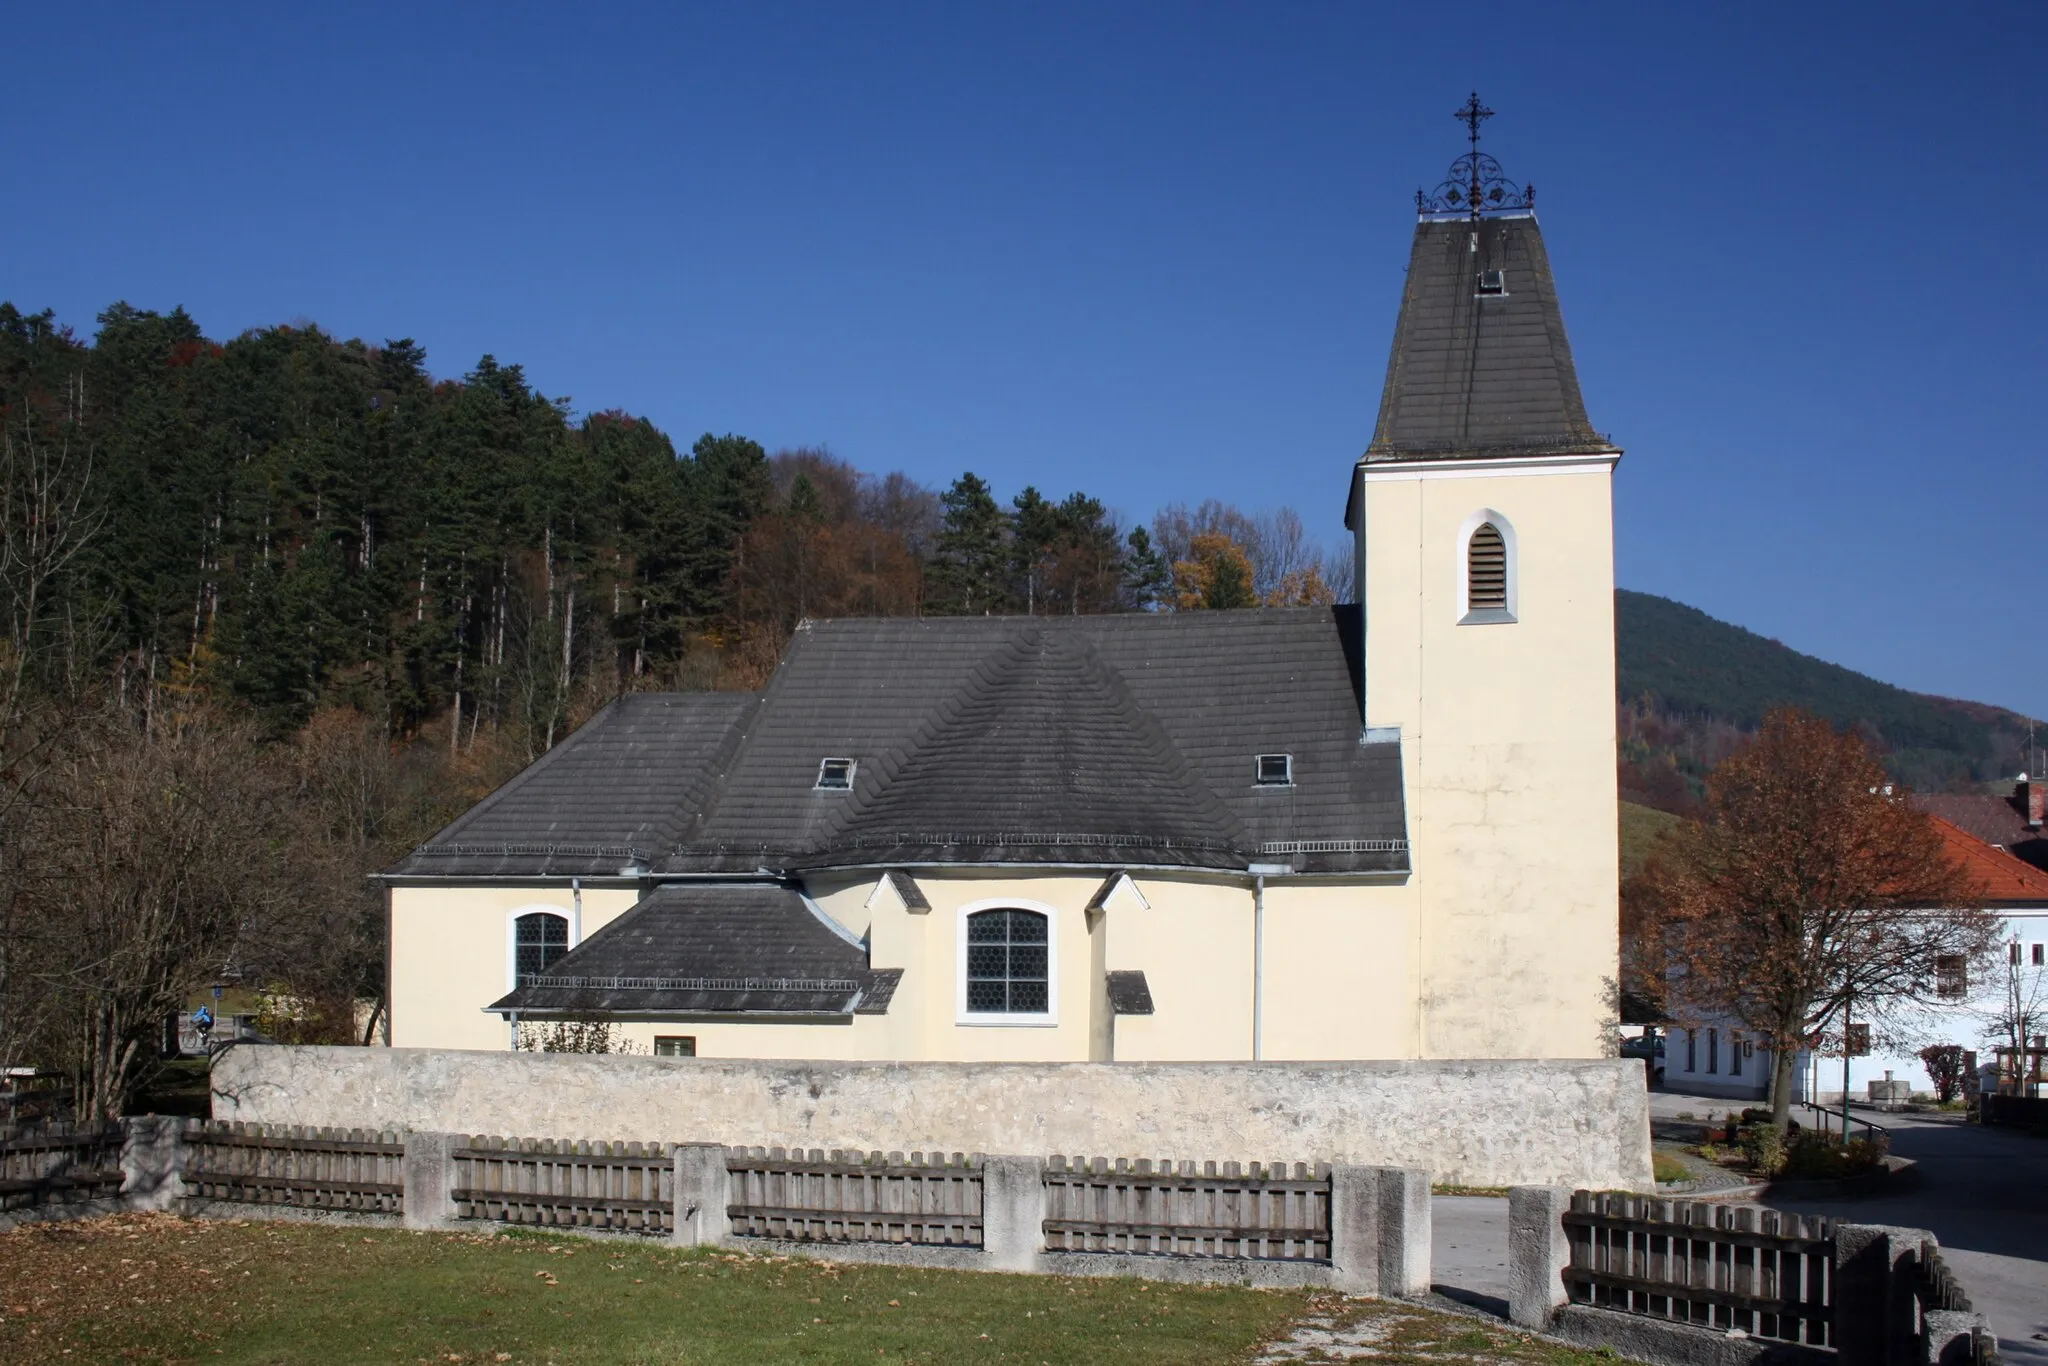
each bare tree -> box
[0,411,105,1083]
[1629,708,1998,1130]
[1151,500,1342,605]
[7,707,311,1118]
[1975,933,2048,1094]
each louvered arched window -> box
[1459,511,1517,623]
[1468,524,1507,609]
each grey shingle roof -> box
[884,871,930,911]
[395,692,756,878]
[1367,214,1610,460]
[393,607,1408,879]
[488,884,891,1017]
[1106,970,1154,1015]
[805,626,1246,868]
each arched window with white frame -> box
[510,909,570,987]
[1457,508,1518,624]
[956,901,1057,1026]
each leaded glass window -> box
[515,912,569,984]
[965,909,1049,1014]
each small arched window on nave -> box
[514,911,569,985]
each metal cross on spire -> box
[1457,93,1495,150]
[1415,91,1533,219]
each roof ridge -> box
[822,626,1246,856]
[664,693,767,848]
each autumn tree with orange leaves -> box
[1627,708,1996,1129]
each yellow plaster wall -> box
[1357,459,1621,1060]
[391,870,1439,1063]
[1258,881,1422,1060]
[1099,876,1252,1061]
[387,883,643,1051]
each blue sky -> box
[7,3,2044,721]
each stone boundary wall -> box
[211,1047,1654,1190]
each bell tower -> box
[1346,97,1622,1058]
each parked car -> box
[1620,1032,1666,1085]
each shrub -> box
[1778,1130,1888,1180]
[1652,1152,1691,1184]
[1739,1124,1786,1176]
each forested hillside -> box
[0,303,1350,751]
[1616,589,2037,810]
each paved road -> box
[1427,1096,2048,1363]
[1763,1110,2048,1365]
[1430,1194,1512,1319]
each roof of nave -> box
[387,607,1409,879]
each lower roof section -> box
[487,883,897,1019]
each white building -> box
[1660,802,2048,1104]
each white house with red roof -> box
[1662,803,2048,1103]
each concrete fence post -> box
[1834,1224,1933,1366]
[1329,1165,1431,1297]
[1374,1166,1431,1297]
[1327,1165,1380,1294]
[401,1131,460,1231]
[1919,1309,1988,1366]
[1507,1185,1572,1328]
[120,1116,185,1212]
[671,1143,729,1249]
[980,1155,1047,1274]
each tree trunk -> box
[1768,1026,1799,1131]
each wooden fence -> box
[724,1148,982,1246]
[452,1137,672,1237]
[0,1122,125,1214]
[1562,1191,1833,1346]
[181,1121,404,1215]
[1043,1156,1331,1261]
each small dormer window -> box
[1255,754,1293,786]
[815,757,856,790]
[1476,270,1505,296]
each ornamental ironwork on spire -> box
[1415,93,1534,218]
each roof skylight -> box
[1255,754,1293,786]
[815,757,856,790]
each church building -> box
[382,106,1623,1064]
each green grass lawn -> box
[1650,1152,1691,1184]
[0,1214,1629,1366]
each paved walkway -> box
[1425,1096,2048,1364]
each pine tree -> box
[927,473,1009,615]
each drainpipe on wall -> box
[508,1009,519,1052]
[1254,875,1265,1061]
[1248,864,1290,1062]
[571,877,583,947]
